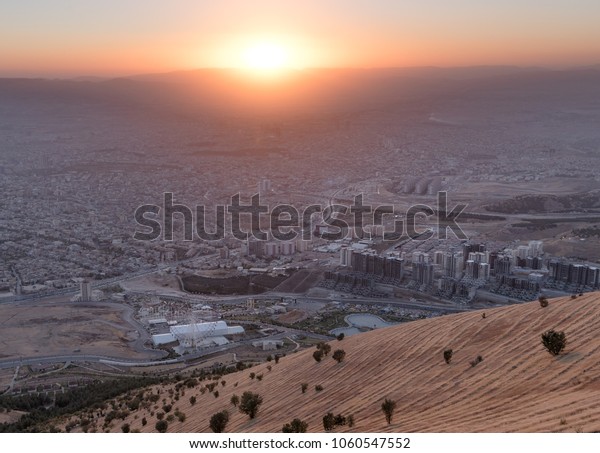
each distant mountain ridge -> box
[1,66,599,116]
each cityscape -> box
[1,0,600,442]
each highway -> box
[0,252,472,378]
[0,326,330,371]
[0,254,218,304]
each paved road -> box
[0,254,218,304]
[0,257,473,375]
[0,328,322,371]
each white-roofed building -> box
[152,320,244,348]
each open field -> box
[0,301,159,361]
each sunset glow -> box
[0,1,599,77]
[242,42,289,72]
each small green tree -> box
[381,398,397,425]
[189,396,196,405]
[322,412,336,431]
[539,295,549,308]
[155,420,168,433]
[230,394,240,407]
[313,350,323,363]
[282,418,308,433]
[542,330,567,355]
[317,342,332,356]
[239,392,263,419]
[443,348,453,364]
[322,412,347,431]
[209,410,230,433]
[337,333,345,341]
[332,349,346,363]
[121,423,130,433]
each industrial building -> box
[151,320,244,348]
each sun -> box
[242,42,288,72]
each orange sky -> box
[1,0,600,77]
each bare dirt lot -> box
[181,273,289,295]
[0,300,160,361]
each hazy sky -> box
[1,0,600,76]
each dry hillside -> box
[68,293,600,432]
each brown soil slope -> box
[102,293,600,432]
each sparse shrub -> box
[443,348,453,365]
[266,355,273,362]
[239,392,263,419]
[332,349,346,363]
[141,417,147,426]
[221,380,226,387]
[337,333,345,341]
[381,399,397,425]
[282,418,308,433]
[322,412,347,431]
[313,350,323,363]
[162,404,172,413]
[156,412,164,420]
[315,385,324,392]
[347,414,355,428]
[539,296,549,308]
[542,330,567,356]
[317,342,332,356]
[267,365,272,372]
[213,391,220,398]
[470,355,483,367]
[482,313,486,319]
[301,383,308,394]
[274,355,280,364]
[322,412,336,431]
[189,396,197,406]
[334,414,347,426]
[185,378,198,388]
[155,420,168,433]
[121,423,130,433]
[230,394,240,407]
[256,374,263,381]
[249,372,256,380]
[209,410,230,433]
